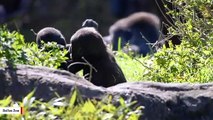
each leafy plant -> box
[0,26,68,69]
[116,0,213,83]
[0,26,27,67]
[0,90,143,120]
[23,42,68,69]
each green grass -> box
[115,51,148,82]
[115,0,213,83]
[115,42,213,83]
[0,90,142,120]
[0,26,143,120]
[0,0,212,119]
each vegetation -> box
[117,0,213,83]
[0,0,212,119]
[0,26,68,68]
[1,0,212,82]
[0,27,142,119]
[0,90,142,120]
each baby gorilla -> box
[36,27,71,70]
[36,27,66,48]
[69,19,126,87]
[104,12,160,56]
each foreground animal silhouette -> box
[69,19,126,87]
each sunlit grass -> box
[0,90,142,120]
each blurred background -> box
[0,0,117,43]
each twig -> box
[82,57,97,82]
[68,57,97,82]
[30,29,37,36]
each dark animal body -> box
[104,12,160,56]
[109,0,181,47]
[36,27,71,70]
[36,27,67,48]
[69,19,126,87]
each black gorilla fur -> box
[36,27,66,48]
[82,19,98,30]
[104,12,160,56]
[69,19,126,87]
[109,0,182,47]
[36,27,71,70]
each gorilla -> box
[82,19,98,30]
[68,19,127,87]
[36,27,71,70]
[104,12,161,56]
[36,27,67,48]
[109,0,181,47]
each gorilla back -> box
[36,27,66,48]
[104,12,160,56]
[36,27,71,70]
[69,19,126,87]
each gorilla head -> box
[82,19,98,30]
[36,27,66,48]
[69,19,126,87]
[36,27,71,70]
[104,12,161,56]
